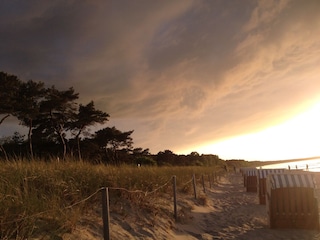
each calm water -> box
[261,158,320,172]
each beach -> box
[62,172,320,240]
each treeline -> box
[0,71,227,167]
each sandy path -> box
[174,173,320,240]
[63,172,320,240]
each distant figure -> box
[306,164,309,171]
[296,165,298,169]
[288,165,290,170]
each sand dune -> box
[62,173,320,240]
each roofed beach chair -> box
[266,172,319,230]
[257,169,285,204]
[245,169,258,192]
[240,168,257,192]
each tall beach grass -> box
[0,158,223,239]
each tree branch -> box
[0,114,10,125]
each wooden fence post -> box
[193,174,197,199]
[172,175,177,220]
[101,187,110,240]
[202,174,206,193]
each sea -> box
[260,157,320,172]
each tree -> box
[0,72,21,125]
[187,151,202,165]
[36,86,79,159]
[14,80,45,159]
[76,137,101,163]
[136,156,157,166]
[95,127,134,164]
[132,147,150,157]
[70,101,109,161]
[156,150,176,166]
[132,148,151,165]
[11,131,25,145]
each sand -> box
[61,173,320,240]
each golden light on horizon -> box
[187,100,320,161]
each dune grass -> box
[0,159,223,239]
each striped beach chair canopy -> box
[267,173,315,189]
[246,169,257,176]
[257,169,285,179]
[240,167,257,176]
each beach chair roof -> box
[257,169,285,179]
[267,173,315,189]
[246,169,257,176]
[240,167,257,176]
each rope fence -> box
[1,170,224,240]
[100,171,223,240]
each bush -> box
[136,156,157,166]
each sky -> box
[1,0,320,161]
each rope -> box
[108,177,173,196]
[109,187,145,194]
[145,177,172,196]
[65,187,105,209]
[183,177,194,186]
[0,188,105,225]
[0,174,201,225]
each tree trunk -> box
[76,130,82,161]
[76,135,82,161]
[58,124,67,160]
[61,134,67,160]
[28,120,33,160]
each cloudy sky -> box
[1,0,320,161]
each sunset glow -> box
[187,100,320,161]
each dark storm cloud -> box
[0,1,95,83]
[1,0,320,156]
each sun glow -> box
[194,101,320,161]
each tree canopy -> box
[0,72,21,124]
[0,71,225,167]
